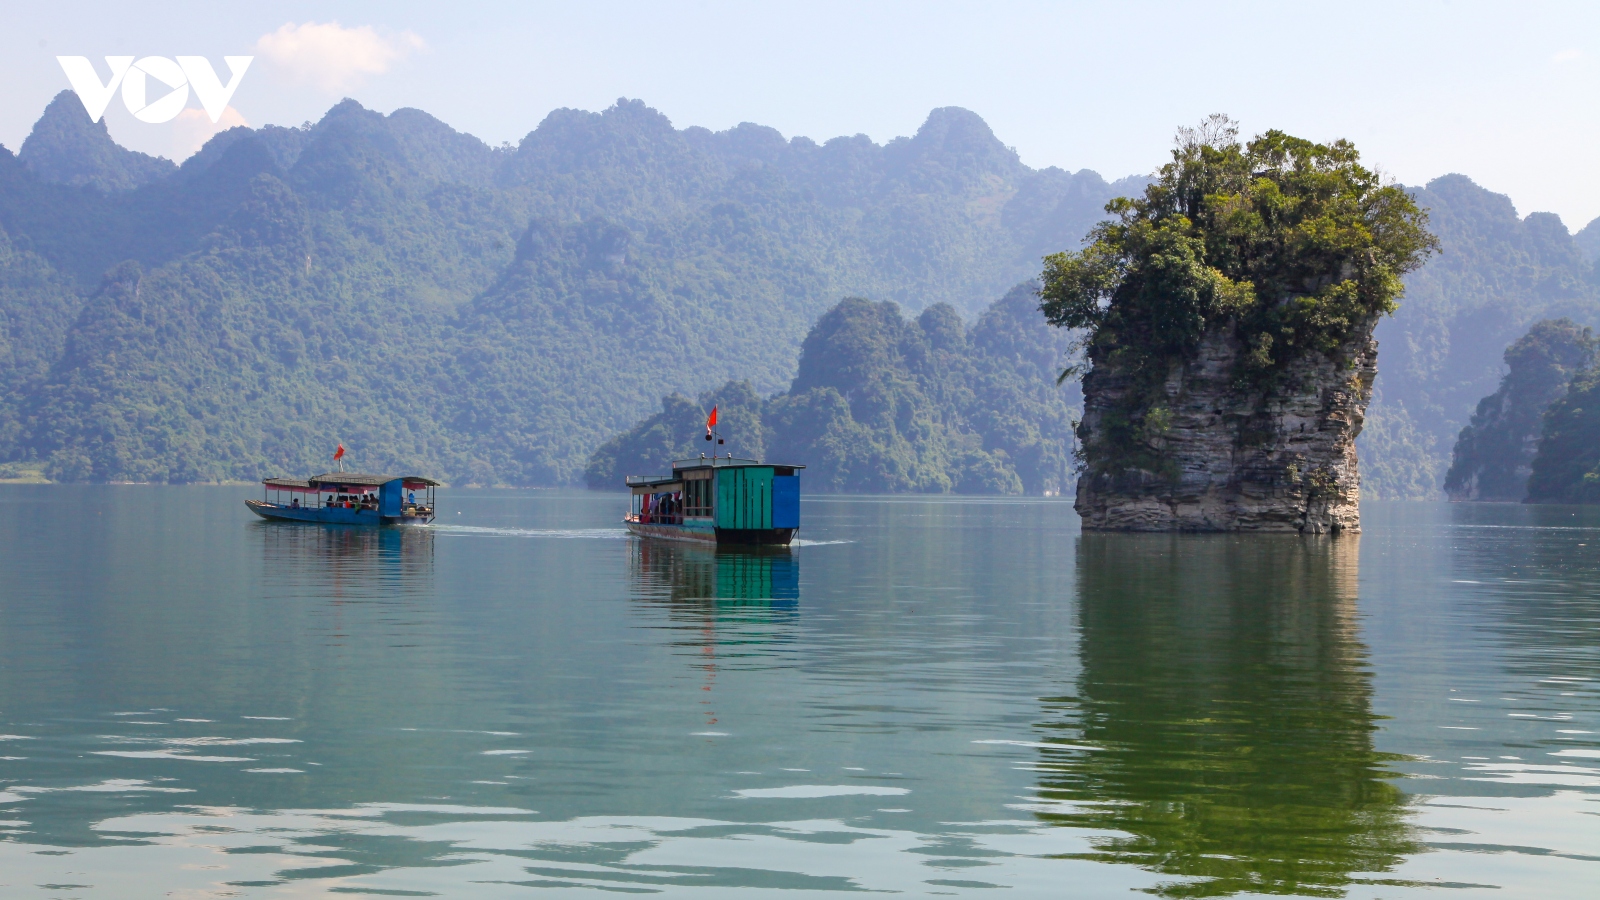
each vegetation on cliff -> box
[585,284,1078,494]
[1526,348,1600,503]
[1039,116,1438,476]
[1444,318,1595,501]
[1363,179,1600,499]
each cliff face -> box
[1444,318,1596,502]
[1075,323,1377,533]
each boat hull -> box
[246,500,433,526]
[625,519,796,546]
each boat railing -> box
[672,457,758,469]
[625,475,682,486]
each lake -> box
[0,486,1596,898]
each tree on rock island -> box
[1040,116,1437,532]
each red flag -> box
[333,443,345,461]
[706,406,718,433]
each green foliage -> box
[1527,348,1600,503]
[588,284,1077,495]
[18,92,174,191]
[1444,319,1595,501]
[4,95,1583,496]
[0,96,1122,485]
[0,224,81,454]
[584,381,767,486]
[1362,179,1600,498]
[1041,117,1436,473]
[1042,118,1434,378]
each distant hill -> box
[1443,318,1595,501]
[1360,176,1600,498]
[586,284,1079,494]
[17,92,175,191]
[1527,354,1600,503]
[0,91,1596,491]
[0,93,1128,484]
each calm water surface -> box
[0,487,1596,898]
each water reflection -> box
[251,522,435,601]
[1437,503,1600,792]
[629,540,800,611]
[1030,535,1420,897]
[628,541,801,727]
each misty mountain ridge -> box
[3,91,1599,494]
[0,91,1131,485]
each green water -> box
[0,487,1595,898]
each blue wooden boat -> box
[246,473,440,526]
[625,456,803,545]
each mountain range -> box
[3,90,1599,495]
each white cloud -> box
[171,105,248,159]
[255,21,425,92]
[1554,48,1584,64]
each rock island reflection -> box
[1030,535,1420,897]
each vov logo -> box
[57,56,252,124]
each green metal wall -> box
[714,467,774,529]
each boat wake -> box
[791,538,852,547]
[428,525,631,540]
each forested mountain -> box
[1527,353,1600,503]
[1443,318,1595,501]
[1360,176,1600,498]
[0,91,1128,484]
[17,91,175,191]
[1,89,1597,493]
[586,284,1078,494]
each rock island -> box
[1040,117,1438,533]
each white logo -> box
[57,56,252,124]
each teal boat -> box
[626,456,803,545]
[246,473,439,526]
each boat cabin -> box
[625,455,802,545]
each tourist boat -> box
[626,455,803,545]
[246,473,440,526]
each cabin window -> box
[685,478,712,517]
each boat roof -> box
[262,473,441,489]
[624,458,804,486]
[671,457,804,471]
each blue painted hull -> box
[245,500,433,526]
[625,518,796,545]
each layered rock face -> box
[1444,318,1596,502]
[1075,324,1378,533]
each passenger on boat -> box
[291,497,300,508]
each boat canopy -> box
[261,473,441,492]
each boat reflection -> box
[629,539,799,613]
[628,541,801,728]
[251,520,435,602]
[1031,535,1419,897]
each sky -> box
[3,1,1598,229]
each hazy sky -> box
[4,1,1598,229]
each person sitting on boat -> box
[291,497,300,508]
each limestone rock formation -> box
[1075,324,1377,533]
[1042,122,1434,533]
[1444,318,1596,502]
